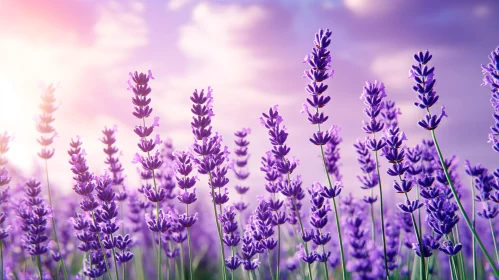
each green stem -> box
[267,251,275,280]
[257,254,264,280]
[407,245,411,280]
[291,197,313,280]
[206,164,227,280]
[490,219,499,265]
[43,160,68,280]
[453,226,466,279]
[430,129,499,277]
[110,233,119,280]
[277,225,281,280]
[470,178,477,280]
[449,256,456,280]
[180,242,185,280]
[370,188,376,242]
[403,192,426,280]
[171,241,179,279]
[36,256,43,280]
[141,117,162,280]
[187,204,194,280]
[319,230,329,279]
[90,209,112,280]
[372,133,390,280]
[318,144,347,280]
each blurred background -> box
[0,0,498,200]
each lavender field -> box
[0,1,498,280]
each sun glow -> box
[0,78,20,130]
[0,78,38,172]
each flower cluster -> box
[233,128,251,214]
[355,140,378,204]
[307,182,332,263]
[324,127,342,181]
[301,28,336,146]
[37,83,57,160]
[18,179,49,256]
[101,126,126,200]
[481,46,499,152]
[410,50,447,130]
[68,137,109,278]
[190,88,230,206]
[221,206,241,270]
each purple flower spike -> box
[410,50,447,130]
[481,46,499,152]
[37,83,58,160]
[18,179,49,256]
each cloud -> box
[370,50,414,90]
[167,0,193,11]
[159,2,285,133]
[0,1,149,190]
[343,0,400,16]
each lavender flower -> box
[260,151,286,279]
[302,29,346,278]
[410,50,499,277]
[324,128,342,182]
[481,46,499,152]
[344,197,375,280]
[69,137,111,278]
[17,179,49,278]
[360,80,392,278]
[409,51,447,131]
[173,149,198,280]
[220,206,242,272]
[34,83,70,279]
[128,70,166,279]
[189,87,230,280]
[308,182,331,264]
[233,128,251,215]
[101,126,126,196]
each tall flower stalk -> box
[301,28,346,279]
[354,140,378,242]
[232,128,251,226]
[69,137,112,279]
[173,150,199,280]
[411,50,499,276]
[260,152,286,280]
[17,179,50,279]
[260,105,313,280]
[189,87,231,280]
[128,70,166,279]
[464,161,486,280]
[359,81,391,279]
[36,83,68,280]
[481,46,499,153]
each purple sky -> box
[0,0,497,200]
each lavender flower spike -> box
[128,70,165,280]
[481,46,499,152]
[189,87,230,280]
[302,28,346,280]
[411,50,499,277]
[36,83,68,279]
[361,80,391,279]
[173,149,198,280]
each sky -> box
[0,0,498,199]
